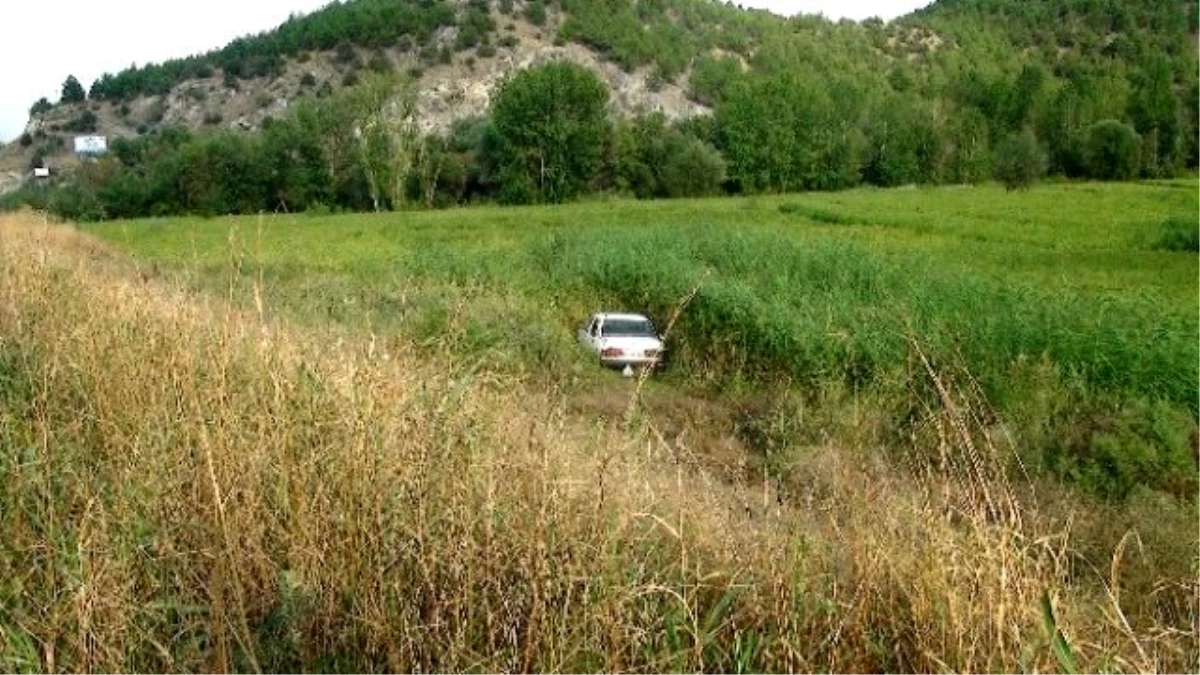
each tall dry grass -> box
[0,212,1194,672]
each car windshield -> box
[602,318,656,337]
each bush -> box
[1043,396,1198,500]
[1084,119,1141,180]
[300,72,317,87]
[456,25,481,50]
[524,0,547,26]
[368,52,393,73]
[660,136,726,198]
[64,110,99,133]
[1153,216,1199,252]
[335,41,358,64]
[993,129,1046,190]
[19,132,33,147]
[29,97,53,117]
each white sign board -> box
[33,167,50,178]
[73,135,108,155]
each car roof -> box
[596,312,652,322]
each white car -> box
[578,312,664,369]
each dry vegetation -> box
[0,211,1195,672]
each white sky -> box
[0,0,930,143]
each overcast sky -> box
[0,0,930,143]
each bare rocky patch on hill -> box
[1,5,707,193]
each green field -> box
[91,180,1199,499]
[3,181,1197,672]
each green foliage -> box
[86,0,457,101]
[85,180,1200,499]
[524,0,547,26]
[1153,216,1199,253]
[13,0,1197,218]
[1043,395,1198,500]
[615,113,724,198]
[490,62,610,203]
[1084,119,1141,180]
[717,73,863,192]
[60,75,86,104]
[335,40,359,65]
[993,128,1046,190]
[863,94,945,186]
[689,55,743,107]
[64,110,98,133]
[34,75,414,218]
[29,97,53,117]
[456,5,494,51]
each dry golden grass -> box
[0,212,1194,673]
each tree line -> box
[14,55,1191,223]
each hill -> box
[1,0,1196,216]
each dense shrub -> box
[1083,119,1142,180]
[524,0,547,26]
[64,110,98,133]
[29,97,53,117]
[1153,216,1199,252]
[1043,396,1198,500]
[993,128,1046,190]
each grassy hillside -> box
[3,197,1197,671]
[89,180,1199,500]
[5,0,1196,220]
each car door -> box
[581,316,599,350]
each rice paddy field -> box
[1,179,1196,672]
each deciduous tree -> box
[490,62,609,204]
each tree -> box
[717,73,860,193]
[1127,55,1180,177]
[660,134,726,198]
[614,113,725,199]
[61,75,86,104]
[1083,120,1141,180]
[490,62,610,204]
[29,98,53,117]
[993,128,1046,190]
[863,95,945,187]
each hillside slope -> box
[5,1,709,180]
[1,0,1195,209]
